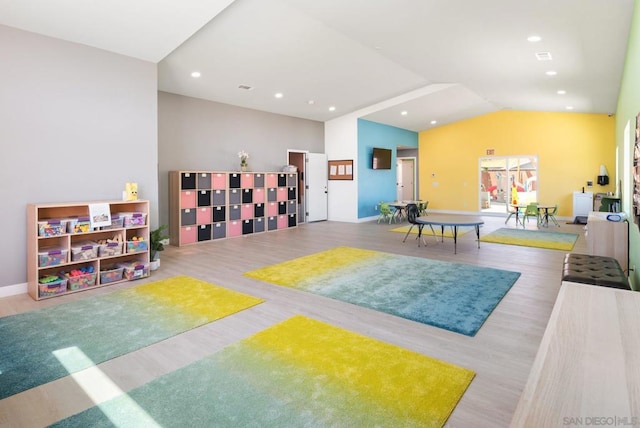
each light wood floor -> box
[0,216,586,427]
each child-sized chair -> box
[377,202,393,224]
[522,203,540,227]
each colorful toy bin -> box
[71,241,98,261]
[120,212,147,228]
[126,238,148,253]
[38,276,68,297]
[38,219,67,237]
[101,215,124,230]
[64,269,97,290]
[38,247,68,267]
[67,216,92,234]
[100,266,124,284]
[98,241,123,257]
[118,261,150,280]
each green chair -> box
[377,202,393,224]
[417,201,429,216]
[522,203,540,227]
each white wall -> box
[0,25,158,289]
[325,116,359,222]
[157,92,324,227]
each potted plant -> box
[150,225,169,270]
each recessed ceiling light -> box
[191,71,201,78]
[527,35,542,42]
[557,90,566,95]
[545,70,557,76]
[328,106,336,112]
[430,120,437,125]
[274,93,283,98]
[307,100,315,105]
[566,106,574,110]
[401,111,408,116]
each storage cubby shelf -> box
[169,171,297,246]
[27,200,150,300]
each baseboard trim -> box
[0,282,28,298]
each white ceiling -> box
[0,0,635,132]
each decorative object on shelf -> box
[150,225,169,270]
[123,182,138,201]
[238,150,249,171]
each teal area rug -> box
[0,276,263,400]
[245,247,520,336]
[53,316,475,428]
[480,228,579,250]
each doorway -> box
[397,157,416,201]
[479,156,538,214]
[287,151,328,223]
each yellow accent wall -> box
[418,110,615,217]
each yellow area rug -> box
[479,228,578,250]
[0,275,264,400]
[390,224,470,238]
[55,315,475,427]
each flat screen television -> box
[372,148,392,170]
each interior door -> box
[401,159,415,200]
[306,153,328,222]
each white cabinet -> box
[586,213,628,272]
[573,191,593,218]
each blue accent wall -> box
[358,119,418,218]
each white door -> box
[397,158,415,200]
[306,153,328,222]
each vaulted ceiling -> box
[1,0,634,131]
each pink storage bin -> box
[267,202,278,216]
[212,173,226,189]
[277,187,287,202]
[253,188,265,203]
[228,220,242,237]
[181,191,196,207]
[197,207,211,224]
[180,226,197,245]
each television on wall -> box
[372,148,392,170]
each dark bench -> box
[562,253,630,290]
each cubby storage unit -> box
[169,171,297,246]
[27,200,150,300]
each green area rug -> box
[245,247,520,336]
[53,315,475,428]
[0,275,263,400]
[480,227,579,250]
[390,224,470,238]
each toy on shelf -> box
[124,182,138,201]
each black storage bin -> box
[242,189,253,204]
[197,224,211,241]
[181,173,196,190]
[229,173,241,188]
[213,206,226,222]
[197,190,211,207]
[288,214,297,227]
[254,203,265,218]
[278,202,287,215]
[242,219,253,235]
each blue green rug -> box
[53,316,475,427]
[245,247,520,336]
[0,276,263,400]
[480,228,579,250]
